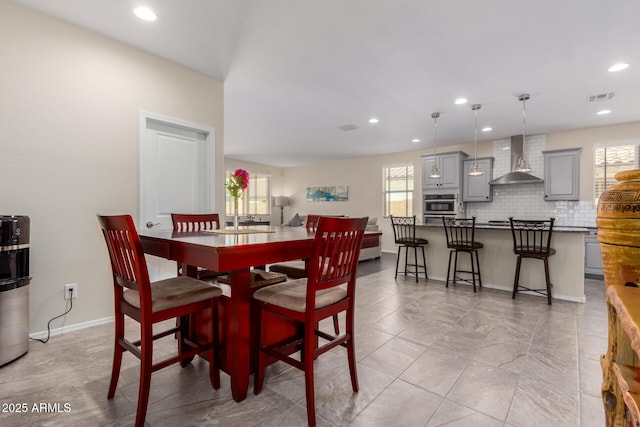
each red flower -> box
[227,168,249,199]
[234,169,249,190]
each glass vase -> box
[233,198,239,231]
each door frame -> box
[139,111,216,229]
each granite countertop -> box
[418,222,590,233]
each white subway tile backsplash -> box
[463,135,597,227]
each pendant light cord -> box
[471,104,481,161]
[522,96,527,143]
[474,109,478,160]
[517,93,531,172]
[432,112,440,156]
[469,104,483,176]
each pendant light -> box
[468,104,483,176]
[515,93,532,172]
[429,112,442,178]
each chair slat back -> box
[442,217,476,248]
[509,217,555,256]
[306,217,367,297]
[171,213,220,232]
[390,215,416,244]
[97,215,151,306]
[306,214,321,232]
[305,214,345,232]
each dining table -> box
[139,225,315,402]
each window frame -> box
[593,141,640,205]
[225,170,272,216]
[382,163,415,218]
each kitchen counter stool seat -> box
[442,217,483,292]
[509,217,555,305]
[390,215,428,282]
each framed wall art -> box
[306,185,348,201]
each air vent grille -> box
[587,91,616,102]
[338,124,359,131]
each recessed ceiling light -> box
[454,98,468,105]
[134,7,157,21]
[608,63,629,72]
[597,109,612,115]
[368,118,379,124]
[481,127,492,132]
[411,138,420,143]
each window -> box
[594,143,640,204]
[226,170,271,216]
[383,164,414,217]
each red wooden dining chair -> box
[171,213,225,280]
[269,214,322,279]
[268,214,341,334]
[253,216,368,426]
[171,212,221,232]
[97,214,223,427]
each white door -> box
[140,112,215,231]
[140,113,215,281]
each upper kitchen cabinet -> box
[543,148,582,201]
[422,151,468,190]
[463,157,494,202]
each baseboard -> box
[29,316,114,340]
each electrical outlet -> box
[64,283,78,300]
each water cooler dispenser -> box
[0,215,30,366]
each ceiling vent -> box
[338,124,359,131]
[587,91,616,102]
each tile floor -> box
[0,253,608,426]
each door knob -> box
[146,222,160,228]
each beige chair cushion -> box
[252,279,347,312]
[123,276,222,313]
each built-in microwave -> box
[424,193,457,214]
[424,193,458,224]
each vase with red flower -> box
[226,168,249,231]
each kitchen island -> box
[415,223,588,303]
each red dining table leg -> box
[227,268,252,402]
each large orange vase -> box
[597,169,640,288]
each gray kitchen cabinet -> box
[543,148,582,201]
[463,157,494,202]
[422,151,468,190]
[585,229,603,277]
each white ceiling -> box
[12,0,640,167]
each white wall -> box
[0,2,225,333]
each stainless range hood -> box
[488,136,543,185]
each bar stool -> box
[509,217,555,305]
[442,216,483,292]
[390,215,428,282]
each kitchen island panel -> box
[414,225,586,303]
